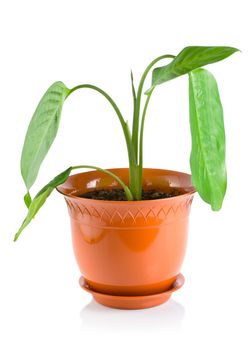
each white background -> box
[0,0,247,349]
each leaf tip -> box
[144,87,154,95]
[13,233,19,242]
[24,192,32,208]
[211,207,221,212]
[211,202,223,211]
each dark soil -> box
[79,188,185,201]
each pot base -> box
[79,273,185,310]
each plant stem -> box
[129,72,140,199]
[131,70,136,102]
[71,165,134,200]
[131,54,175,162]
[137,87,155,198]
[67,84,136,197]
[139,87,155,167]
[131,54,175,200]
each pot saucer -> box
[79,273,184,310]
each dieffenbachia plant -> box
[14,46,239,241]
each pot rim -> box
[56,167,196,204]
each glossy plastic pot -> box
[57,168,195,308]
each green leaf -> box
[14,167,72,241]
[151,46,239,87]
[24,192,32,208]
[21,81,69,191]
[189,68,227,211]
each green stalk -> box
[129,71,140,198]
[132,55,175,162]
[67,84,136,198]
[131,54,175,200]
[137,87,155,198]
[71,165,133,200]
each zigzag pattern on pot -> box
[64,196,194,227]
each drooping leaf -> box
[14,167,72,241]
[151,46,239,87]
[189,68,226,211]
[21,81,69,191]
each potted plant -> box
[15,46,238,309]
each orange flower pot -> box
[57,168,195,309]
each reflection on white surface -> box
[80,298,185,334]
